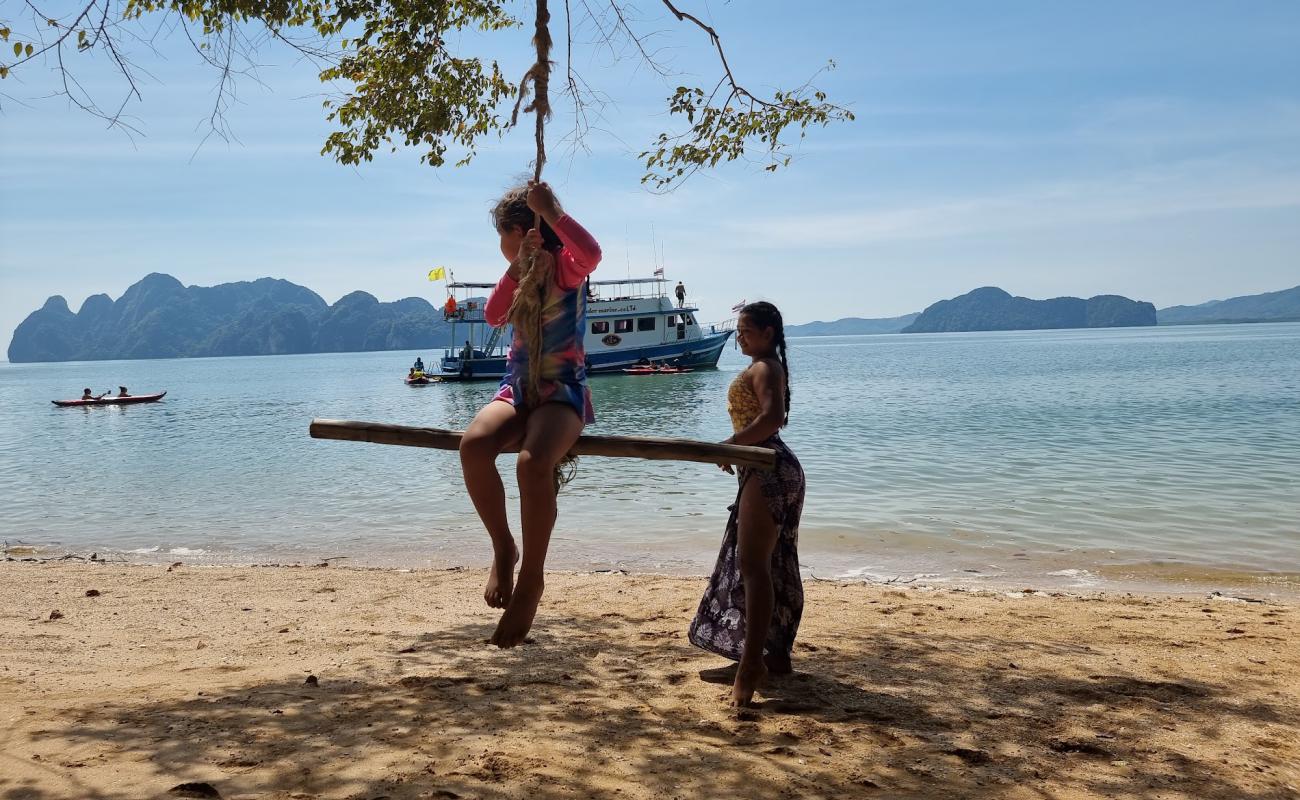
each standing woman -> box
[689,301,806,705]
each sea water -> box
[2,323,1297,596]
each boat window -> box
[591,321,609,334]
[667,314,679,326]
[637,317,657,331]
[615,319,634,333]
[684,314,695,325]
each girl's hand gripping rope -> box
[508,228,545,281]
[525,180,561,224]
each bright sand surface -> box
[1,563,1297,800]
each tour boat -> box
[52,391,167,407]
[430,277,733,382]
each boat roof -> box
[590,277,668,286]
[447,282,498,289]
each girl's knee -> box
[515,449,555,483]
[460,429,498,463]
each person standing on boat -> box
[675,281,686,308]
[689,301,804,706]
[459,180,602,649]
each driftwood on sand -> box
[309,419,776,471]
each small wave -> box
[167,547,207,556]
[127,547,161,554]
[1047,568,1101,586]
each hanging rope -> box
[529,0,552,189]
[506,0,555,408]
[508,0,553,195]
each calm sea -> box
[2,323,1298,596]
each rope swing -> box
[310,2,777,473]
[505,0,555,407]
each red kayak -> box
[52,391,167,407]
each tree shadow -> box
[21,609,1300,800]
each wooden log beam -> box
[309,419,775,471]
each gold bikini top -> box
[726,370,762,433]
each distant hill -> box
[7,273,451,363]
[901,287,1156,333]
[1157,285,1300,325]
[785,313,920,337]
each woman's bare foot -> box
[484,541,519,609]
[490,573,544,648]
[731,659,768,706]
[764,650,793,676]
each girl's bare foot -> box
[490,573,544,648]
[764,650,793,675]
[731,659,768,706]
[484,541,519,609]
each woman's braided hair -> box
[740,301,790,427]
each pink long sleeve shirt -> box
[484,214,602,327]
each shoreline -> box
[7,542,1300,602]
[1,562,1297,799]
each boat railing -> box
[586,277,672,302]
[705,317,737,335]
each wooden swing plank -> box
[309,419,776,471]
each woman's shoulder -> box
[750,356,785,380]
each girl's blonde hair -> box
[492,183,578,493]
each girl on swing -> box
[689,301,806,705]
[460,180,601,648]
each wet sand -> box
[1,562,1297,799]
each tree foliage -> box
[0,0,853,188]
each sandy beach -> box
[0,562,1297,800]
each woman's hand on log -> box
[718,435,736,473]
[526,181,561,224]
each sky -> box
[2,0,1299,355]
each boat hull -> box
[436,329,732,382]
[52,391,167,407]
[588,329,732,373]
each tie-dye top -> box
[484,214,602,424]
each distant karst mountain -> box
[7,273,451,363]
[901,287,1156,333]
[1157,285,1300,325]
[785,313,920,337]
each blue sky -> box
[2,0,1299,355]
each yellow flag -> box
[427,267,446,281]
